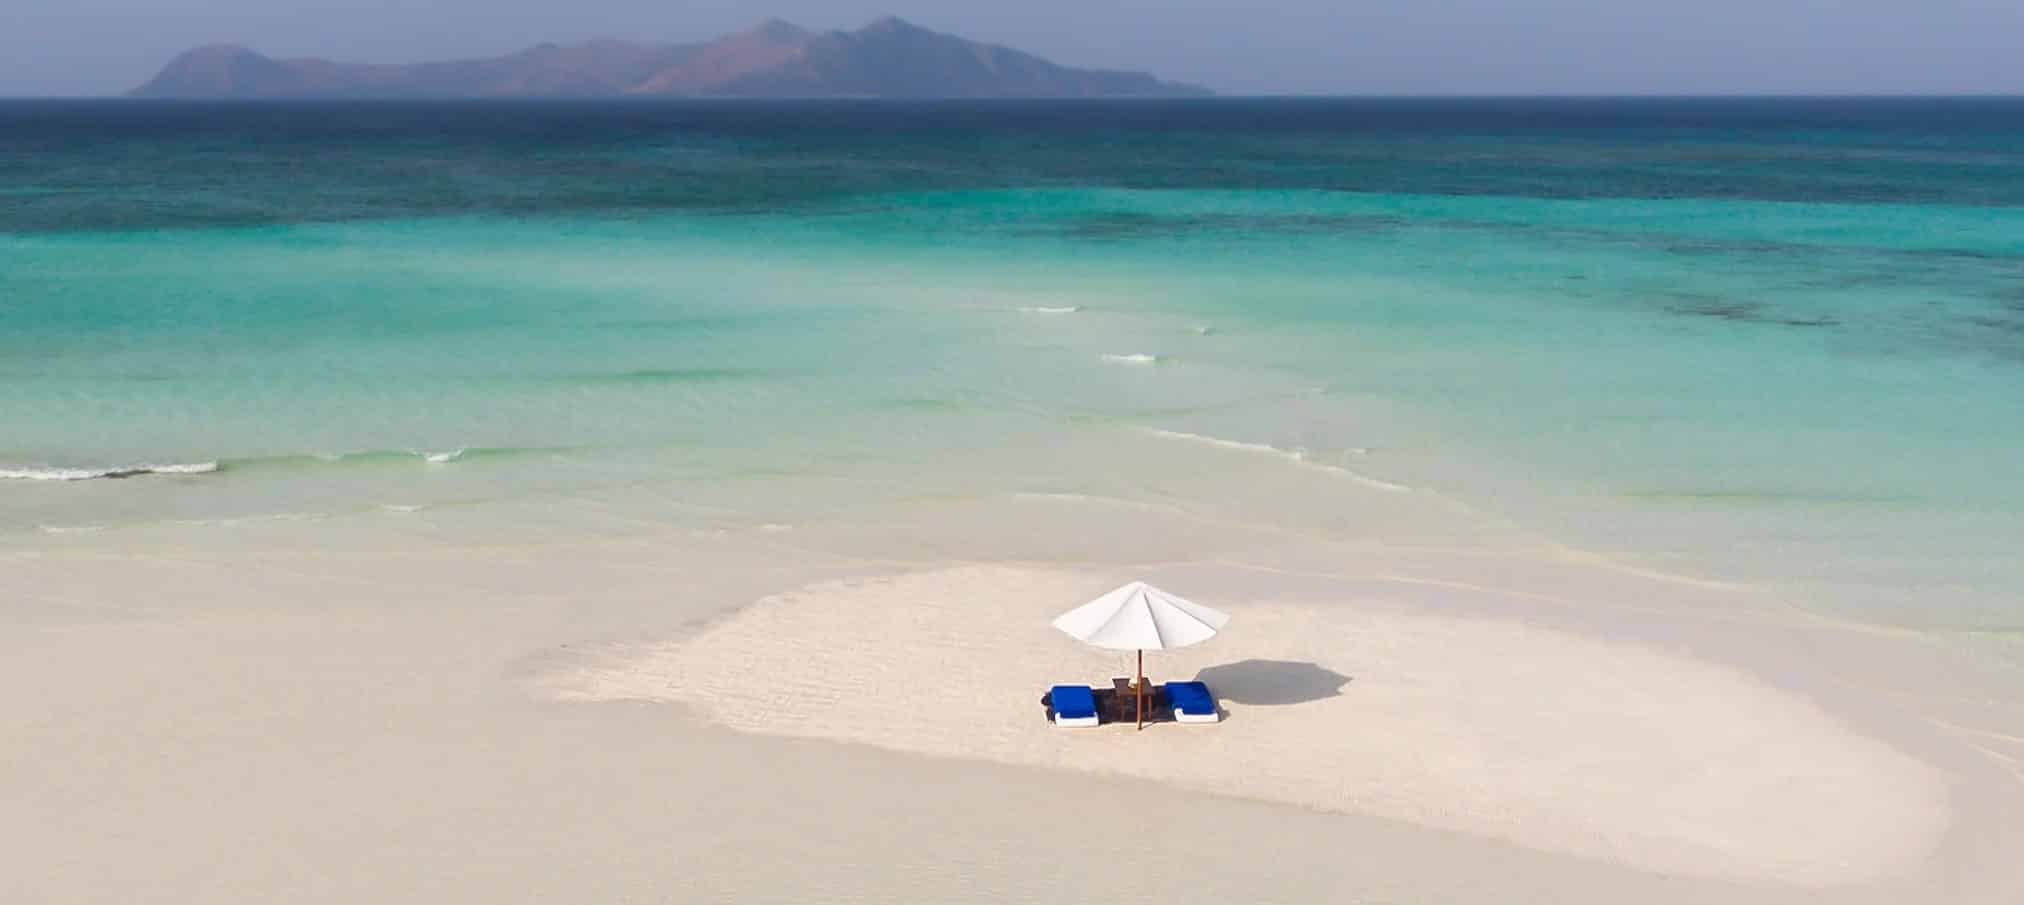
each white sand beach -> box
[6,497,2023,904]
[541,566,1945,886]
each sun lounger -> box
[1042,684,1101,727]
[1163,680,1219,724]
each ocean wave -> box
[1140,428,1409,492]
[0,461,220,482]
[284,446,553,468]
[1018,305,1083,314]
[2,445,561,485]
[1101,353,1164,365]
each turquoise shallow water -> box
[4,99,2022,629]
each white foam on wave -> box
[422,449,465,464]
[1017,305,1082,314]
[1141,428,1410,492]
[378,504,428,514]
[37,523,107,535]
[147,462,219,475]
[1101,353,1163,366]
[1191,324,1215,336]
[0,461,220,482]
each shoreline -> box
[12,389,2022,637]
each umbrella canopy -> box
[1052,580,1230,651]
[1053,581,1229,730]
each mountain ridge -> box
[131,18,1209,99]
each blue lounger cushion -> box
[1048,684,1100,727]
[1163,680,1219,724]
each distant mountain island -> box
[132,17,1210,99]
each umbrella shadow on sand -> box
[1193,659,1352,707]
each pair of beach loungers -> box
[1041,681,1220,727]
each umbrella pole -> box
[1135,649,1144,731]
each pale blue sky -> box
[5,0,2023,96]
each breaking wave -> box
[1,462,219,482]
[3,446,561,484]
[1140,428,1410,492]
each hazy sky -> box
[6,0,2023,96]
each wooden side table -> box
[1111,676,1156,725]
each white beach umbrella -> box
[1052,581,1230,729]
